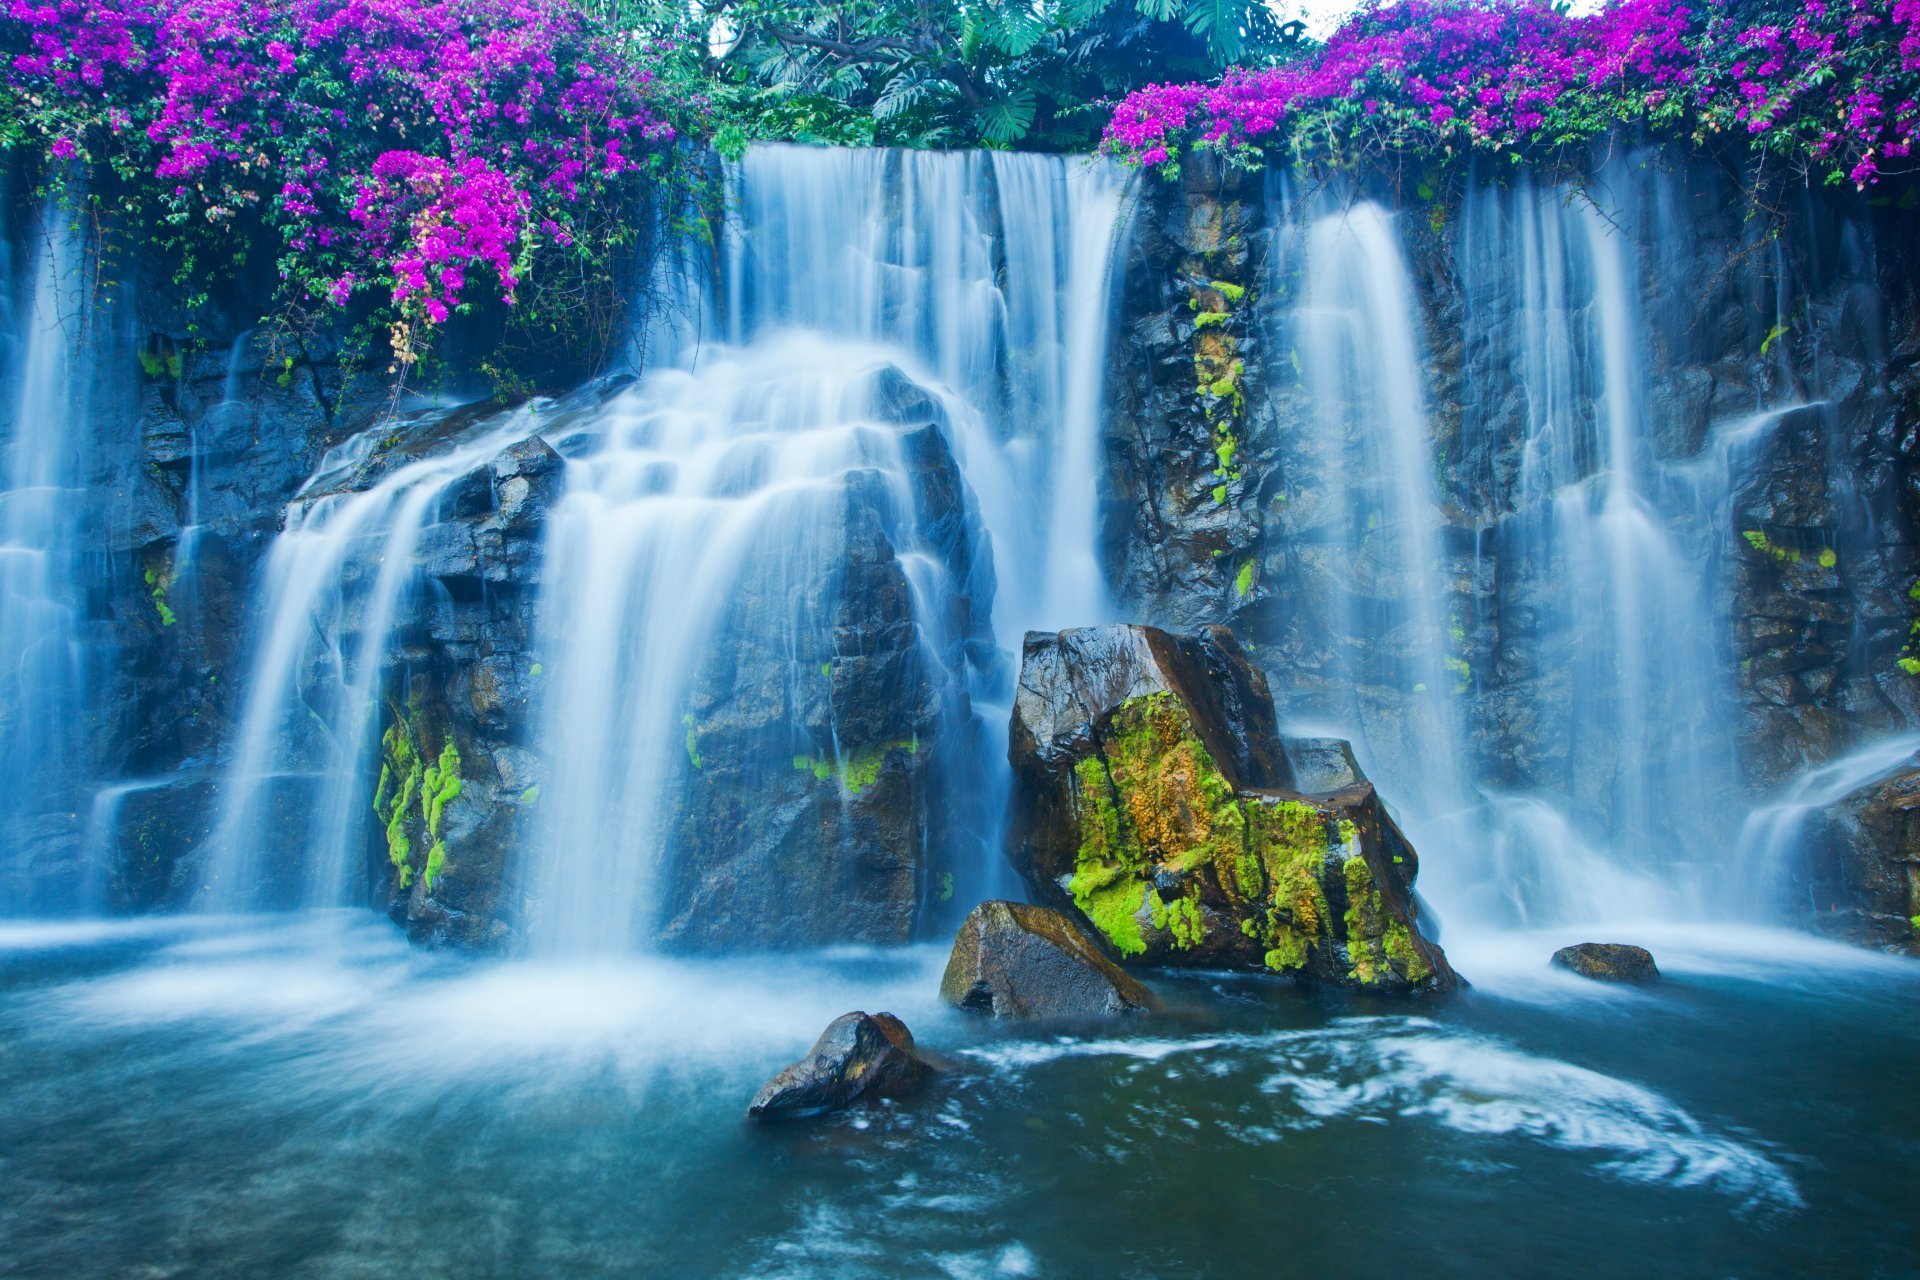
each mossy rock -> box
[1010,624,1460,993]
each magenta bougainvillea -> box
[1105,0,1920,187]
[2,0,689,327]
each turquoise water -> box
[1,913,1914,1278]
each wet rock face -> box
[748,1011,936,1119]
[365,432,561,951]
[940,899,1158,1019]
[1100,150,1920,856]
[658,377,989,951]
[1794,762,1920,954]
[1009,624,1459,992]
[1551,943,1660,983]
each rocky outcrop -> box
[1009,623,1459,991]
[940,899,1158,1018]
[1101,147,1920,870]
[748,1011,937,1119]
[1551,942,1660,982]
[365,429,562,950]
[1793,761,1920,954]
[657,366,991,950]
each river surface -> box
[2,913,1914,1278]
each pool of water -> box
[1,912,1915,1278]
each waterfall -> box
[0,201,96,911]
[1734,733,1920,917]
[1285,198,1466,814]
[1252,164,1894,934]
[203,408,543,909]
[518,146,1128,952]
[193,145,1129,948]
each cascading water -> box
[518,146,1127,952]
[1257,164,1895,935]
[1280,197,1467,816]
[1448,171,1734,923]
[204,407,542,909]
[1734,732,1920,916]
[0,202,97,910]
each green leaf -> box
[1183,0,1244,63]
[976,90,1037,143]
[983,6,1047,56]
[1062,0,1119,22]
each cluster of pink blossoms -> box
[1105,0,1920,187]
[3,0,687,322]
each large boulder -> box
[748,1011,937,1119]
[1550,942,1660,983]
[1009,624,1460,992]
[941,900,1158,1018]
[1792,758,1920,954]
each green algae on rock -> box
[1010,624,1458,992]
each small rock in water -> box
[1550,942,1660,983]
[748,1011,936,1119]
[941,900,1159,1019]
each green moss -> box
[528,662,544,677]
[1899,658,1920,677]
[1165,893,1206,949]
[143,561,177,627]
[423,840,447,892]
[374,716,460,894]
[373,721,421,870]
[1234,559,1255,598]
[1444,655,1471,693]
[1072,867,1149,956]
[138,349,183,380]
[1818,547,1838,568]
[1383,920,1432,983]
[1342,855,1390,985]
[1263,929,1310,972]
[421,738,462,839]
[938,871,954,903]
[1210,279,1246,303]
[1742,529,1800,563]
[519,785,540,805]
[1193,309,1228,329]
[1234,849,1263,899]
[794,738,918,794]
[682,713,702,769]
[1211,483,1228,504]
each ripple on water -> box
[962,1015,1802,1209]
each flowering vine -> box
[1104,0,1920,188]
[1,0,695,346]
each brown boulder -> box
[748,1011,936,1119]
[1550,943,1660,983]
[940,900,1158,1019]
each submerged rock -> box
[1009,624,1459,992]
[748,1011,937,1119]
[940,899,1158,1018]
[1550,943,1660,983]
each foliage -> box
[1103,0,1920,188]
[689,0,1301,151]
[1,0,702,382]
